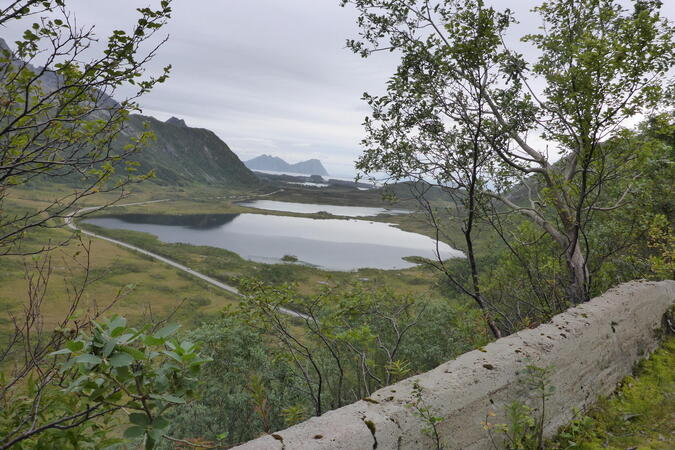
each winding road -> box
[64,198,307,319]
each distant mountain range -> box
[244,155,329,176]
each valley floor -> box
[1,182,468,345]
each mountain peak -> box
[121,114,258,187]
[165,116,188,128]
[244,154,329,176]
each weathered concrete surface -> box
[234,280,675,449]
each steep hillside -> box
[291,159,328,176]
[245,154,329,176]
[120,115,258,186]
[2,37,256,188]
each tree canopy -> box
[343,0,674,305]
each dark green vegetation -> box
[161,283,488,447]
[0,0,673,449]
[1,316,209,449]
[120,114,259,187]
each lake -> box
[237,200,411,217]
[82,213,462,271]
[286,182,329,188]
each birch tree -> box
[343,0,674,304]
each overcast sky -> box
[2,1,673,177]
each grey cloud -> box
[2,0,673,177]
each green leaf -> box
[150,393,185,404]
[123,425,145,439]
[161,350,182,363]
[49,348,72,356]
[189,356,212,368]
[109,351,134,368]
[129,413,150,427]
[216,432,229,440]
[109,315,127,331]
[102,338,117,358]
[74,354,102,365]
[116,333,136,344]
[108,390,123,403]
[153,416,170,430]
[118,345,146,360]
[112,364,131,380]
[154,323,180,339]
[111,326,127,338]
[66,340,84,352]
[143,335,164,346]
[146,429,162,448]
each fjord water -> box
[82,213,462,271]
[237,200,410,217]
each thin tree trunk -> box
[464,225,502,339]
[565,237,590,304]
[464,105,502,340]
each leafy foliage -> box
[163,282,483,446]
[0,0,172,255]
[163,315,304,447]
[54,316,209,448]
[237,280,432,415]
[343,0,674,308]
[484,364,556,450]
[408,380,446,449]
[1,315,210,449]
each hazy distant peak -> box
[165,116,188,128]
[292,159,328,176]
[258,154,286,163]
[244,154,329,176]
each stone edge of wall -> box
[234,280,675,449]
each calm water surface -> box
[82,213,462,271]
[237,200,410,217]
[286,182,329,188]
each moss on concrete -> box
[552,336,674,449]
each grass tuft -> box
[552,336,675,449]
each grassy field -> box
[1,184,255,345]
[0,225,239,329]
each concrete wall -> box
[234,280,675,450]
